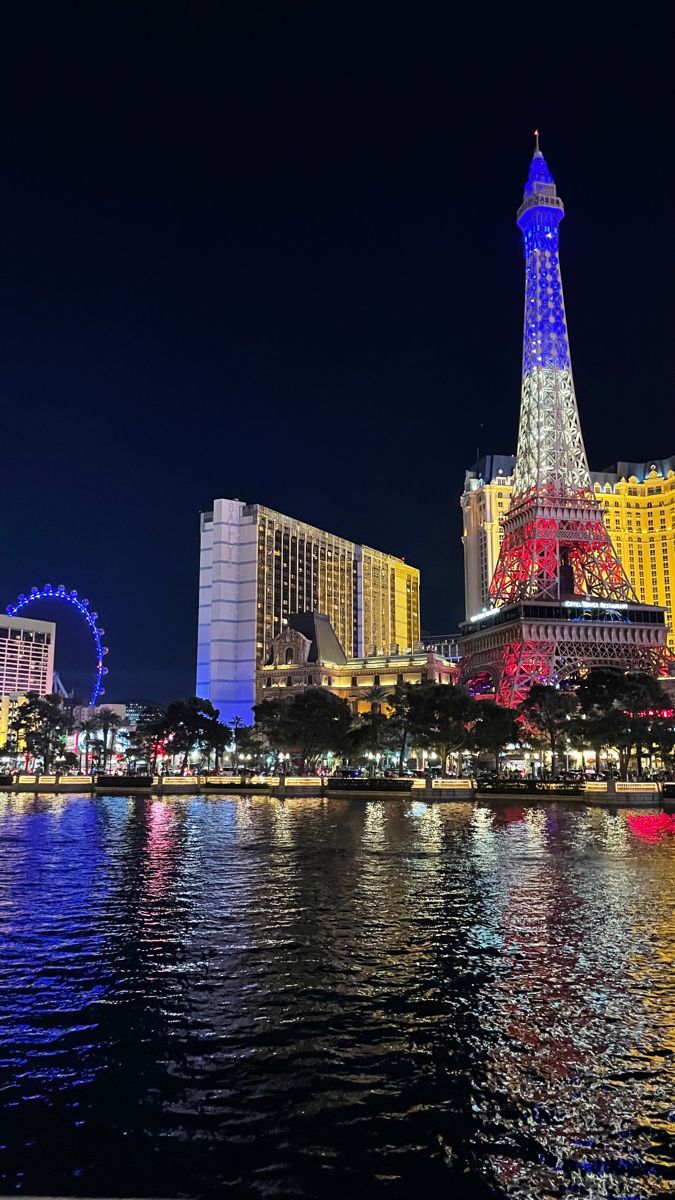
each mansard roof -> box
[285,612,348,665]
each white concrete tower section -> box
[196,499,258,724]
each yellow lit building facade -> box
[461,454,675,652]
[359,546,421,658]
[0,695,24,753]
[257,612,455,714]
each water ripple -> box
[0,794,674,1196]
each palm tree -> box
[79,717,99,773]
[93,708,124,772]
[229,715,244,768]
[362,684,391,714]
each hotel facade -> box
[257,611,455,715]
[0,614,55,699]
[0,614,56,748]
[461,455,675,652]
[197,499,421,723]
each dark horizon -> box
[1,5,672,702]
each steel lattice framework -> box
[460,136,669,704]
[461,603,668,708]
[489,491,637,605]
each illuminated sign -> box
[562,600,628,611]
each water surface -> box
[1,793,674,1198]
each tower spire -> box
[513,137,589,498]
[533,127,540,153]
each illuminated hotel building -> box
[197,498,421,723]
[0,696,20,749]
[462,454,675,652]
[257,612,454,714]
[0,615,55,699]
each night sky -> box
[1,5,672,702]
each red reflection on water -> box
[492,807,526,825]
[627,812,675,842]
[145,800,179,897]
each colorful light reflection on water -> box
[0,794,674,1198]
[627,811,675,842]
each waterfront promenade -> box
[0,772,668,805]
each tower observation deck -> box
[460,136,668,705]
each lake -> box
[1,793,674,1197]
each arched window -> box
[285,647,294,664]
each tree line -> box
[252,669,675,779]
[1,695,128,773]
[1,669,673,779]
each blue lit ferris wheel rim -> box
[6,585,109,705]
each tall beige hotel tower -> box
[197,499,421,723]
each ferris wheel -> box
[6,584,109,705]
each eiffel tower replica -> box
[460,135,669,707]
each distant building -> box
[257,612,456,714]
[197,499,421,723]
[76,703,127,726]
[460,455,516,621]
[123,700,163,728]
[422,633,462,661]
[0,615,55,699]
[461,454,675,654]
